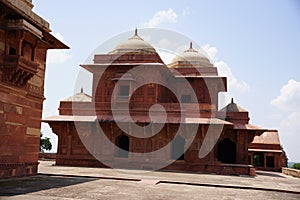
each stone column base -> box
[0,162,38,179]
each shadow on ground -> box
[0,175,98,196]
[256,171,286,178]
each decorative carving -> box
[0,6,6,19]
[2,55,38,86]
[28,84,43,95]
[8,69,33,86]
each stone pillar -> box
[264,154,267,169]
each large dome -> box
[170,42,213,68]
[109,29,156,54]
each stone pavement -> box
[0,161,299,200]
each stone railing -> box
[39,153,56,160]
[282,167,300,178]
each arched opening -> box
[217,138,236,164]
[171,135,185,160]
[115,134,129,158]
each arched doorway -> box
[171,135,185,160]
[116,134,129,158]
[217,138,236,164]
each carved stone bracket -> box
[2,55,38,86]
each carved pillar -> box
[31,42,37,61]
[48,122,62,155]
[236,130,244,164]
[264,154,267,169]
[4,31,9,54]
[18,37,24,56]
[67,135,72,156]
[67,122,72,156]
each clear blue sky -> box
[33,0,300,162]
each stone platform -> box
[0,161,299,200]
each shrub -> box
[292,163,300,170]
[40,132,52,152]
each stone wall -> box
[38,153,56,160]
[282,168,300,178]
[0,0,67,178]
[0,30,46,178]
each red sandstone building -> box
[249,130,287,172]
[0,0,67,178]
[44,30,286,176]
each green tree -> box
[40,133,52,152]
[292,163,300,170]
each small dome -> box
[220,98,247,112]
[63,88,92,102]
[109,29,156,54]
[170,42,213,68]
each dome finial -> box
[134,28,138,36]
[231,98,234,104]
[80,87,83,93]
[190,42,193,49]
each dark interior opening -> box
[9,47,17,55]
[266,156,275,168]
[116,134,129,158]
[217,138,236,164]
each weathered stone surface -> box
[282,168,300,178]
[2,161,300,200]
[0,0,68,178]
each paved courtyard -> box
[0,161,299,200]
